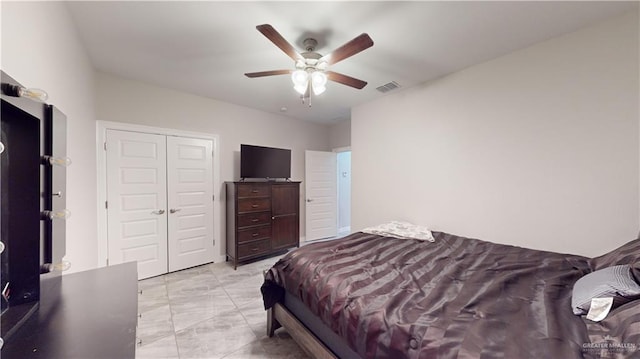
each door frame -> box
[96,121,222,268]
[333,146,351,236]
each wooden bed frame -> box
[267,302,337,359]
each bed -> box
[261,228,640,359]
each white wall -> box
[329,119,351,149]
[352,11,639,257]
[1,2,98,273]
[95,72,331,258]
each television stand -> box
[225,181,301,269]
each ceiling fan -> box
[245,24,374,98]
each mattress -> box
[262,231,598,358]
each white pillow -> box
[362,221,434,242]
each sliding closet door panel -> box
[106,130,168,279]
[167,136,214,272]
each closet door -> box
[167,136,215,272]
[106,130,168,279]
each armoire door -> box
[271,183,299,250]
[106,130,168,279]
[166,136,215,272]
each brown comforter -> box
[262,231,598,359]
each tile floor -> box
[135,255,310,359]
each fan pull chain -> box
[300,81,313,108]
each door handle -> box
[151,209,165,215]
[306,199,313,202]
[169,208,181,214]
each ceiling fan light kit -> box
[310,71,327,95]
[291,70,309,94]
[245,24,374,104]
[291,69,327,96]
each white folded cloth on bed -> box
[362,221,434,242]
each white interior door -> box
[106,130,168,279]
[167,137,215,272]
[305,150,337,241]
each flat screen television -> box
[240,144,291,180]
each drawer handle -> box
[251,190,259,193]
[251,219,259,222]
[251,204,258,208]
[251,247,260,252]
[252,233,259,237]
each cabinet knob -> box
[151,209,165,215]
[306,199,313,202]
[169,208,181,214]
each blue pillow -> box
[571,265,640,316]
[632,261,640,283]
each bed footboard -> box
[267,302,337,359]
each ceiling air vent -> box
[376,81,401,93]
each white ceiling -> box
[67,1,637,124]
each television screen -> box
[240,144,291,179]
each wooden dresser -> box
[226,181,300,269]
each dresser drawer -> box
[238,198,271,213]
[237,212,271,227]
[237,225,271,244]
[237,184,270,198]
[238,239,271,258]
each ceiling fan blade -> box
[319,33,373,65]
[245,70,292,78]
[256,24,303,62]
[326,71,368,89]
